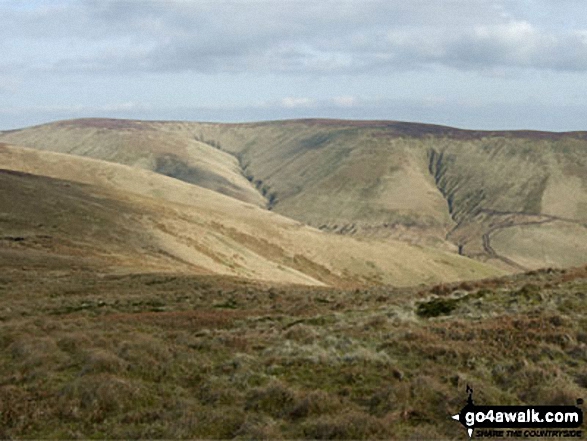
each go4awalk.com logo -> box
[452,386,584,438]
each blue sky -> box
[1,0,587,131]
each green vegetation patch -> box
[416,297,461,318]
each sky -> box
[1,0,587,131]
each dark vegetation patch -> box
[1,236,25,242]
[417,297,461,318]
[272,118,587,141]
[57,118,150,131]
[299,132,333,150]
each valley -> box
[0,118,586,439]
[2,118,586,274]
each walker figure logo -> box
[451,386,583,438]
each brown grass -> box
[104,309,258,330]
[5,117,587,276]
[1,251,586,439]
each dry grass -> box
[0,145,504,287]
[1,264,586,439]
[0,118,586,438]
[3,117,586,272]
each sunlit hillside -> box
[0,143,502,287]
[3,118,585,272]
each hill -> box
[0,119,265,206]
[2,118,586,272]
[0,143,502,287]
[1,118,586,439]
[188,119,587,270]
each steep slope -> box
[178,120,587,270]
[0,143,504,287]
[427,134,587,268]
[0,119,265,206]
[171,120,458,243]
[0,169,160,273]
[2,118,586,271]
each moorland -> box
[0,118,586,438]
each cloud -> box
[279,97,316,109]
[3,95,587,133]
[377,20,587,72]
[2,0,587,76]
[441,21,587,71]
[275,96,363,109]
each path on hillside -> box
[479,209,586,271]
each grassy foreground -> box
[1,263,587,439]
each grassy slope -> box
[1,259,586,439]
[172,121,457,245]
[0,169,163,273]
[183,120,587,270]
[1,120,586,439]
[490,221,587,269]
[2,118,586,271]
[0,143,503,287]
[0,119,266,207]
[428,135,587,266]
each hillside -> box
[189,120,587,270]
[1,250,586,438]
[1,118,586,439]
[2,118,586,272]
[0,143,503,287]
[0,119,265,206]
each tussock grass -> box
[0,266,586,438]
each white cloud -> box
[2,1,587,131]
[280,97,316,109]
